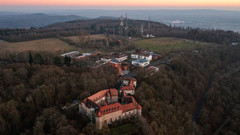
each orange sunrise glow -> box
[1,0,240,7]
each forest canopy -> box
[0,40,240,134]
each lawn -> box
[0,38,81,54]
[65,34,106,43]
[135,37,218,53]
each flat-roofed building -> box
[61,51,80,58]
[132,59,150,67]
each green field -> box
[65,34,106,43]
[0,38,81,54]
[135,37,218,53]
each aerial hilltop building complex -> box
[79,77,141,129]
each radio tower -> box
[119,15,124,36]
[125,13,129,37]
[120,15,124,27]
[148,17,151,35]
[140,25,144,37]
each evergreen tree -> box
[54,56,62,66]
[33,53,44,65]
[29,52,33,65]
[64,56,71,66]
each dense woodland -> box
[0,19,239,45]
[134,45,240,135]
[0,39,239,134]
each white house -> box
[76,53,92,59]
[61,51,80,58]
[144,55,152,61]
[131,53,152,61]
[138,54,152,61]
[115,54,128,62]
[131,53,139,59]
[101,58,111,62]
[132,59,150,67]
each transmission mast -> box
[119,15,124,36]
[148,17,151,35]
[140,25,144,37]
[125,13,129,37]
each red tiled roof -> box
[97,103,122,117]
[96,99,141,116]
[87,89,118,102]
[122,102,141,112]
[81,85,142,118]
[122,95,133,103]
[121,85,135,90]
[83,99,101,109]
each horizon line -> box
[1,6,240,11]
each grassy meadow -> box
[65,34,106,43]
[0,38,80,54]
[135,37,218,53]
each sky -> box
[0,0,240,11]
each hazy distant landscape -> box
[0,12,88,28]
[1,9,240,32]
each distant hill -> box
[96,16,118,19]
[0,19,239,45]
[0,12,88,28]
[41,9,240,32]
[1,9,240,32]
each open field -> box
[0,38,81,54]
[135,37,220,53]
[65,34,106,43]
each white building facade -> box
[132,59,150,67]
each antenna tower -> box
[148,17,151,34]
[119,15,124,36]
[140,25,144,37]
[125,13,129,37]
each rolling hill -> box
[0,12,88,28]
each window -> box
[104,110,106,113]
[101,111,103,114]
[118,106,120,109]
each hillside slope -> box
[0,13,88,28]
